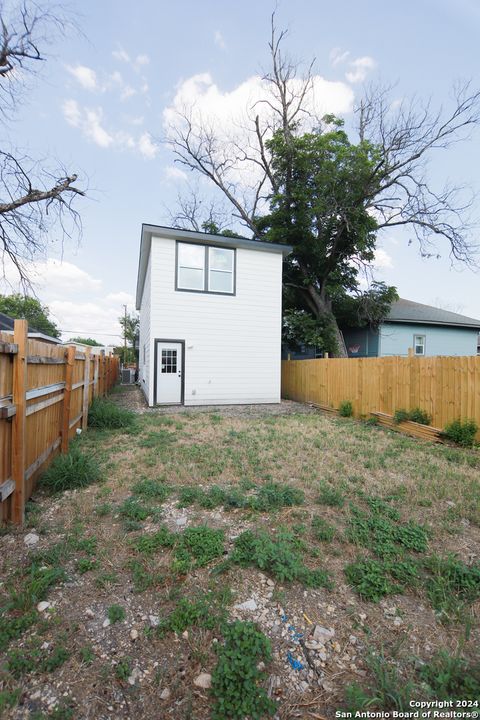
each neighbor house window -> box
[176,242,235,294]
[414,335,426,356]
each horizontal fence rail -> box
[1,320,120,525]
[282,355,480,441]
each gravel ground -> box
[112,384,318,417]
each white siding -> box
[148,235,283,405]
[139,253,152,403]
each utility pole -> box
[123,304,127,364]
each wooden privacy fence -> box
[282,355,480,440]
[1,320,120,525]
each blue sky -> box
[4,0,480,343]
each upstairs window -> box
[176,242,235,294]
[414,334,426,356]
[177,243,205,291]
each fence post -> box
[82,347,91,430]
[61,346,75,453]
[11,319,28,525]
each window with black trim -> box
[176,242,234,294]
[414,334,426,356]
[161,349,177,373]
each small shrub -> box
[408,407,431,425]
[88,398,135,430]
[211,621,276,720]
[41,445,100,492]
[339,400,353,418]
[393,408,410,424]
[443,419,478,448]
[107,604,125,624]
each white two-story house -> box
[136,224,291,406]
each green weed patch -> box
[41,445,100,493]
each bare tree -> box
[0,2,84,286]
[166,16,480,356]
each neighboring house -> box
[136,224,291,406]
[342,299,480,358]
[62,341,115,356]
[0,312,61,345]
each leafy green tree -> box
[0,293,60,337]
[119,311,139,347]
[68,337,102,346]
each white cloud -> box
[112,47,130,64]
[329,48,350,67]
[120,84,137,101]
[346,56,376,83]
[138,132,158,159]
[0,258,133,345]
[66,64,98,91]
[374,248,394,270]
[164,165,188,182]
[135,54,149,68]
[163,72,354,188]
[214,30,226,50]
[62,101,156,158]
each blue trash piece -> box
[287,652,304,671]
[281,614,288,623]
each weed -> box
[177,485,203,507]
[88,398,136,430]
[94,571,118,589]
[339,400,354,417]
[79,645,95,664]
[95,502,112,516]
[251,482,304,511]
[443,419,478,448]
[118,497,155,522]
[317,482,345,508]
[158,589,231,636]
[345,558,398,602]
[41,445,100,493]
[115,657,132,682]
[133,527,175,554]
[177,525,225,568]
[408,408,432,425]
[420,651,480,700]
[132,477,170,501]
[129,559,164,593]
[424,555,480,620]
[211,621,276,720]
[0,689,20,713]
[231,529,332,588]
[347,505,428,558]
[42,645,69,672]
[76,557,99,574]
[107,604,126,624]
[311,516,336,542]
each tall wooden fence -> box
[282,355,480,439]
[1,320,120,525]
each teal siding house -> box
[342,299,480,358]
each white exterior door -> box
[156,341,183,404]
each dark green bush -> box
[443,419,478,448]
[339,400,354,417]
[394,408,431,425]
[88,398,135,429]
[41,445,100,492]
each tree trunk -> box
[306,284,348,358]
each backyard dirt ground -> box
[1,386,479,720]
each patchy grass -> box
[87,397,136,430]
[1,391,479,719]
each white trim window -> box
[208,247,234,293]
[414,334,426,356]
[176,242,235,294]
[177,243,205,291]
